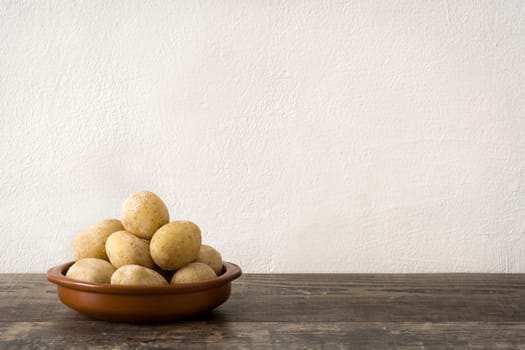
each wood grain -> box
[1,273,525,349]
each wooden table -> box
[1,274,524,349]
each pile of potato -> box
[66,191,223,286]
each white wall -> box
[1,1,524,273]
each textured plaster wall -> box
[1,1,524,273]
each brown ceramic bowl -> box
[47,261,242,323]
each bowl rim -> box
[47,261,242,295]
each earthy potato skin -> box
[66,258,115,283]
[171,262,217,284]
[111,265,168,286]
[105,230,154,269]
[150,221,202,270]
[73,219,124,261]
[121,191,169,239]
[196,245,223,275]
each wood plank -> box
[1,274,524,323]
[2,273,525,348]
[1,321,524,349]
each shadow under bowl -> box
[47,261,242,323]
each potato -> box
[73,219,124,261]
[150,221,201,270]
[105,230,154,269]
[171,262,217,284]
[66,258,115,283]
[196,244,223,275]
[111,265,168,286]
[121,190,169,239]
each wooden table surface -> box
[1,273,525,349]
